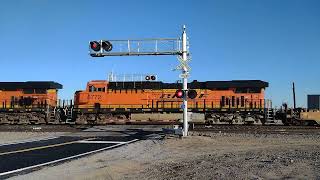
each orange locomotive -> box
[73,79,268,124]
[0,81,62,124]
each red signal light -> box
[90,41,101,52]
[175,89,185,98]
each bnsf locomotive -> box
[0,81,62,124]
[73,79,268,124]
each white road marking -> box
[77,140,127,144]
[0,138,139,177]
[0,136,58,147]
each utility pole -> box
[292,82,296,109]
[89,25,191,136]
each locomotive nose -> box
[74,90,88,105]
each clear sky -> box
[0,0,319,107]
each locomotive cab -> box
[74,80,107,107]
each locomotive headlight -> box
[150,75,156,81]
[145,75,156,81]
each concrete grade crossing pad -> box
[0,126,163,179]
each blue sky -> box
[0,0,319,107]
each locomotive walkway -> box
[0,126,164,178]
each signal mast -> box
[89,25,191,136]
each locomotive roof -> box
[107,80,268,89]
[0,81,63,90]
[205,80,269,88]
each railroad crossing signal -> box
[90,41,101,52]
[89,40,113,52]
[188,89,197,99]
[89,25,191,136]
[175,89,185,98]
[89,39,184,57]
[175,89,197,99]
[102,41,113,51]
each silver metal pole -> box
[182,25,188,136]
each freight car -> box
[72,79,269,125]
[0,81,62,124]
[274,104,320,126]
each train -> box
[0,77,319,125]
[0,82,62,124]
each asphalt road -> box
[0,127,163,179]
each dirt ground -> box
[7,131,320,180]
[0,132,66,145]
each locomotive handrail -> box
[73,98,266,110]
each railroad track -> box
[1,124,319,135]
[192,125,320,135]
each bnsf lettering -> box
[160,93,204,99]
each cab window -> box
[89,86,95,92]
[89,86,105,92]
[97,87,105,92]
